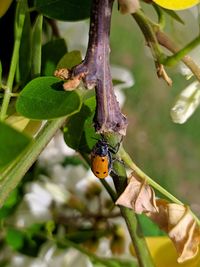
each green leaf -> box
[16,4,31,85]
[162,8,184,24]
[41,38,67,76]
[14,0,27,35]
[31,14,43,76]
[57,50,82,69]
[138,214,165,236]
[16,77,81,119]
[35,0,92,21]
[6,228,24,250]
[0,122,30,170]
[64,96,98,153]
[0,60,2,87]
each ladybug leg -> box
[112,157,124,166]
[108,136,123,154]
[108,151,125,176]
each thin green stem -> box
[153,4,165,29]
[0,0,26,121]
[132,10,164,63]
[120,207,153,267]
[133,9,200,82]
[81,135,155,267]
[162,35,200,66]
[120,147,200,225]
[0,117,66,207]
[105,135,155,267]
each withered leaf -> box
[54,68,69,80]
[116,172,158,214]
[63,77,81,91]
[156,63,172,86]
[116,172,200,262]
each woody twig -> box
[55,0,128,135]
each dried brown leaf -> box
[147,199,169,232]
[118,0,140,14]
[116,172,200,262]
[116,172,158,213]
[167,204,200,263]
[63,77,81,91]
[148,201,200,262]
[54,68,69,80]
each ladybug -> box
[91,139,112,179]
[91,136,123,179]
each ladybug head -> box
[93,139,109,157]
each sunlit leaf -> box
[153,0,200,10]
[56,50,82,70]
[16,77,81,119]
[0,0,13,17]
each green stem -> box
[162,35,200,66]
[153,4,165,29]
[105,135,155,267]
[132,10,164,63]
[82,135,155,267]
[0,0,27,121]
[0,117,66,207]
[120,207,153,267]
[133,9,200,82]
[120,147,200,225]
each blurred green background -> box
[110,7,200,213]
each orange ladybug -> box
[91,139,112,179]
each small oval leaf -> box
[35,0,92,21]
[16,77,81,119]
[64,96,98,153]
[41,38,67,76]
[57,50,82,70]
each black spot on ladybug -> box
[102,159,105,162]
[103,171,106,174]
[96,171,100,174]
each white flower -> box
[171,81,200,123]
[38,131,75,167]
